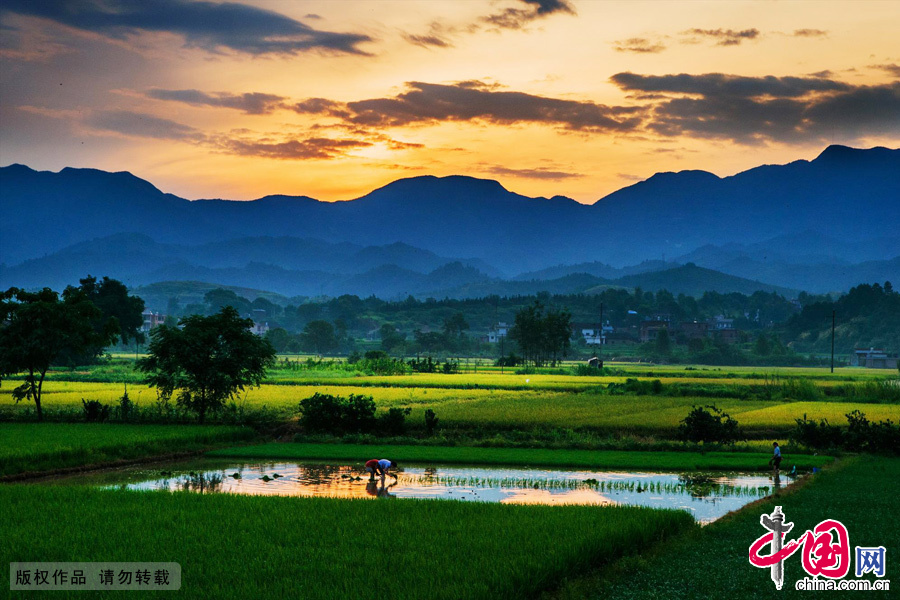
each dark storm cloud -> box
[681,28,760,46]
[486,165,582,180]
[610,72,900,144]
[481,0,575,31]
[214,136,371,159]
[613,37,666,54]
[611,72,851,98]
[292,81,643,132]
[86,110,205,140]
[145,89,287,114]
[0,0,373,55]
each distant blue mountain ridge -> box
[0,145,897,298]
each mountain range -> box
[1,145,897,300]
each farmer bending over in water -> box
[365,458,397,483]
[769,442,782,475]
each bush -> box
[844,409,900,454]
[299,393,376,435]
[117,391,134,421]
[495,353,522,367]
[424,409,439,435]
[677,405,741,445]
[381,407,412,436]
[790,413,844,451]
[81,399,110,423]
[607,378,664,395]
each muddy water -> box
[42,458,792,522]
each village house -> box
[571,321,610,345]
[639,319,669,343]
[140,309,166,333]
[850,348,899,369]
[487,322,509,344]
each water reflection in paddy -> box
[46,459,794,523]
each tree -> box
[509,301,572,366]
[76,275,145,346]
[443,312,469,338]
[0,287,117,421]
[265,327,294,353]
[137,306,276,423]
[300,320,338,354]
[379,323,405,353]
[655,328,671,355]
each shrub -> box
[81,399,110,423]
[381,407,412,436]
[677,405,741,445]
[424,409,439,435]
[495,353,522,367]
[607,378,664,395]
[790,413,843,451]
[343,394,377,433]
[117,391,134,421]
[780,378,823,401]
[299,393,351,434]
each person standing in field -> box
[769,442,782,475]
[364,458,397,483]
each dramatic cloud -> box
[871,63,900,77]
[403,33,452,48]
[292,81,643,132]
[214,136,371,159]
[485,165,582,180]
[85,110,204,140]
[481,0,575,31]
[145,89,287,114]
[611,72,851,98]
[613,37,666,54]
[0,0,373,55]
[793,28,828,37]
[681,28,760,46]
[610,72,900,144]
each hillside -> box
[1,145,897,295]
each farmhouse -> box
[640,320,669,343]
[140,309,166,333]
[487,322,509,343]
[850,348,899,369]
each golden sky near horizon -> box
[1,0,898,202]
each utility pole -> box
[831,309,836,373]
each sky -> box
[1,0,898,203]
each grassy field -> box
[4,379,898,437]
[209,443,835,471]
[0,486,694,600]
[549,455,899,599]
[0,423,255,477]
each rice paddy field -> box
[3,361,898,437]
[1,357,897,598]
[1,485,694,599]
[0,423,254,477]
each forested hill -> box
[785,282,900,354]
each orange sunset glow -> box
[1,0,898,202]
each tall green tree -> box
[137,307,276,423]
[509,301,572,366]
[301,320,338,354]
[0,287,117,420]
[76,275,145,345]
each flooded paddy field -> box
[41,458,793,523]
